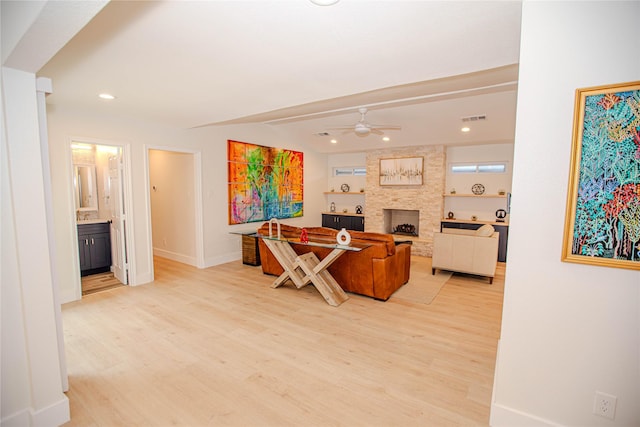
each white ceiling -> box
[38,0,523,153]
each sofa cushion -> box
[475,224,495,237]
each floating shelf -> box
[324,192,365,195]
[443,194,507,198]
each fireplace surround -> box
[364,146,445,256]
[383,209,420,236]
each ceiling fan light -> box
[355,127,370,135]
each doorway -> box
[147,148,204,274]
[71,140,132,295]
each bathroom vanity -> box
[77,221,111,276]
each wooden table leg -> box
[262,239,349,306]
[294,251,349,306]
[262,239,308,289]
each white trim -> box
[36,77,69,392]
[1,394,70,427]
[152,249,198,267]
[67,137,136,289]
[204,251,242,268]
[64,137,83,302]
[193,151,205,268]
[490,403,564,427]
[120,143,137,285]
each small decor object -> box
[341,183,350,192]
[300,228,309,244]
[379,157,424,186]
[471,183,485,195]
[495,209,507,222]
[447,211,455,219]
[471,215,478,221]
[336,228,351,246]
[330,202,336,212]
[355,205,363,214]
[562,81,640,270]
[498,189,506,195]
[342,208,348,213]
[359,188,364,193]
[330,188,335,192]
[450,188,456,194]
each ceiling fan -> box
[329,107,401,137]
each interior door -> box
[109,150,128,284]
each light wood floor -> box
[62,256,505,426]
[81,271,124,295]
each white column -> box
[1,67,69,426]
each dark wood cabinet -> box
[440,220,509,262]
[77,222,112,276]
[322,213,365,232]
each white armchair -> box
[432,224,499,284]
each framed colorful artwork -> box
[562,81,640,270]
[379,157,423,186]
[227,140,303,225]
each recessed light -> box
[461,127,471,133]
[99,93,116,100]
[382,136,390,142]
[330,139,338,144]
[310,0,339,5]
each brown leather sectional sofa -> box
[256,223,411,300]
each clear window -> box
[478,163,506,173]
[450,162,507,174]
[451,164,477,173]
[333,166,367,176]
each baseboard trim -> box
[490,402,563,427]
[204,251,241,268]
[152,249,240,269]
[153,248,197,267]
[1,394,69,427]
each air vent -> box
[315,132,331,137]
[461,114,487,122]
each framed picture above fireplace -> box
[379,156,423,186]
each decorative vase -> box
[330,202,336,212]
[300,228,309,244]
[336,228,351,246]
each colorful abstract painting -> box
[228,140,303,224]
[563,82,640,270]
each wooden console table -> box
[258,235,367,307]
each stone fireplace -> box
[364,146,445,256]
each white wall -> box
[325,152,367,213]
[445,143,513,222]
[491,2,640,426]
[46,106,328,303]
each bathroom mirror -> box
[74,164,98,211]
